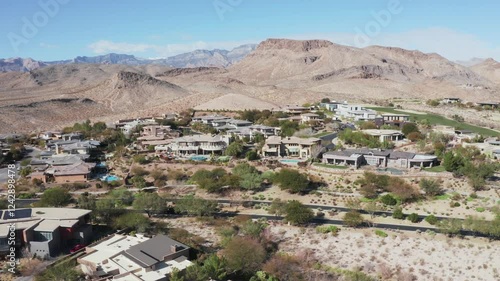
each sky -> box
[1,0,500,61]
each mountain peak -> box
[256,38,333,52]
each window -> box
[35,231,53,241]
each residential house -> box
[227,125,280,140]
[280,105,310,115]
[261,136,321,158]
[0,208,92,258]
[380,113,410,127]
[136,125,180,149]
[320,101,342,112]
[213,119,253,131]
[362,129,404,142]
[46,162,96,183]
[249,125,280,136]
[191,115,231,125]
[300,113,322,124]
[78,234,192,281]
[476,102,499,109]
[463,140,500,159]
[335,104,376,121]
[155,135,230,156]
[115,119,158,136]
[322,149,437,169]
[38,131,63,141]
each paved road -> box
[0,146,40,184]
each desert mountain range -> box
[0,38,499,133]
[0,44,257,72]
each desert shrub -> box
[425,215,438,225]
[380,194,397,206]
[392,207,405,219]
[407,213,420,223]
[375,230,388,237]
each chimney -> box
[170,245,178,253]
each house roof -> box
[124,234,189,268]
[51,161,95,176]
[34,220,61,232]
[389,151,416,159]
[266,136,321,145]
[171,134,226,143]
[381,113,410,117]
[362,129,403,136]
[46,154,90,166]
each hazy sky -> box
[1,0,499,61]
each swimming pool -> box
[101,175,120,182]
[190,155,210,161]
[376,168,404,175]
[279,159,303,165]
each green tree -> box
[39,187,71,207]
[95,199,124,224]
[108,188,134,206]
[233,163,263,190]
[380,194,397,206]
[223,236,266,274]
[191,168,236,193]
[77,193,96,210]
[280,120,299,137]
[241,220,267,239]
[419,178,444,197]
[246,150,260,161]
[268,199,287,217]
[250,271,279,281]
[133,192,166,216]
[407,213,420,223]
[284,200,314,225]
[240,172,263,191]
[225,141,244,157]
[321,98,331,103]
[174,195,218,217]
[425,215,438,225]
[35,264,82,281]
[438,218,463,236]
[169,268,185,281]
[114,212,150,232]
[401,123,420,136]
[273,169,309,194]
[201,254,228,280]
[343,210,364,227]
[392,207,405,219]
[131,175,146,189]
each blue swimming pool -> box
[279,159,303,165]
[190,155,210,161]
[101,175,120,182]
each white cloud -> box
[87,39,255,58]
[288,27,500,61]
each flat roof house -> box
[362,129,404,142]
[300,113,322,124]
[262,136,321,159]
[78,234,192,281]
[0,208,92,258]
[155,135,230,156]
[322,149,437,169]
